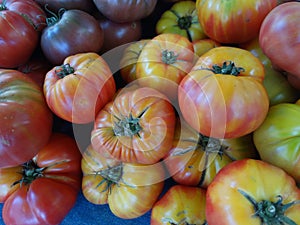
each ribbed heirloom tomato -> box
[43,52,116,124]
[91,86,176,165]
[178,46,269,139]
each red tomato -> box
[81,144,165,219]
[0,0,41,68]
[151,185,207,225]
[206,159,300,225]
[259,2,300,82]
[0,69,53,168]
[43,52,116,124]
[91,86,176,164]
[0,133,82,225]
[93,0,158,23]
[41,9,104,65]
[196,0,278,44]
[178,46,269,139]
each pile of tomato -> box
[1,0,300,224]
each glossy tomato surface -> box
[0,133,82,225]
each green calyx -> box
[96,163,123,193]
[162,49,178,65]
[0,5,6,11]
[238,189,300,225]
[55,63,75,78]
[177,15,193,30]
[44,4,66,27]
[113,107,148,137]
[12,160,46,187]
[210,61,245,76]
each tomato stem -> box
[209,61,245,76]
[44,4,66,27]
[238,189,300,225]
[162,50,178,65]
[55,63,75,78]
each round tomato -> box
[136,33,195,101]
[196,0,278,44]
[0,69,53,168]
[41,9,104,65]
[178,46,269,139]
[164,118,258,188]
[119,39,150,84]
[259,2,300,82]
[81,144,165,219]
[93,0,158,23]
[0,133,82,225]
[253,103,300,183]
[98,18,142,53]
[240,37,300,105]
[156,0,207,42]
[192,38,221,57]
[151,185,207,225]
[206,158,300,225]
[0,1,40,68]
[91,86,176,165]
[43,52,116,124]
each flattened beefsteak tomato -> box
[0,133,82,225]
[0,69,53,168]
[91,86,176,164]
[178,46,269,139]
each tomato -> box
[43,52,116,124]
[0,1,40,68]
[192,38,220,57]
[240,37,300,105]
[196,0,278,44]
[156,1,207,42]
[164,118,258,188]
[0,69,53,168]
[41,9,104,65]
[34,0,95,13]
[120,39,150,84]
[259,2,300,82]
[81,144,165,219]
[91,86,176,165]
[206,159,300,225]
[178,46,269,139]
[93,0,158,23]
[151,185,207,225]
[0,133,82,225]
[136,33,195,101]
[253,103,300,183]
[98,18,142,53]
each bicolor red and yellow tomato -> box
[178,46,269,139]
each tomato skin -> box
[0,11,39,68]
[81,144,165,219]
[259,2,300,81]
[206,159,300,225]
[151,185,207,225]
[91,86,176,165]
[1,133,82,225]
[196,0,277,44]
[41,9,104,65]
[192,38,220,57]
[178,46,269,139]
[0,69,53,168]
[43,52,116,124]
[164,119,258,188]
[240,37,300,105]
[253,103,300,183]
[156,0,207,42]
[136,33,195,101]
[93,0,158,23]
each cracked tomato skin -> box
[91,86,176,165]
[0,133,82,225]
[0,69,53,168]
[206,159,300,225]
